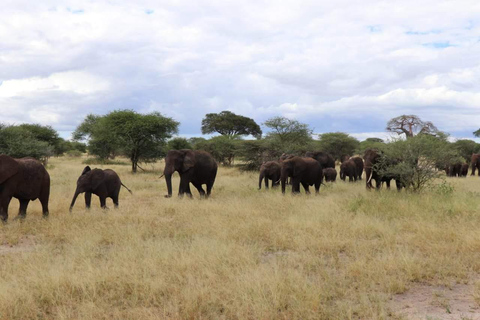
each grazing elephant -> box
[0,155,50,222]
[305,151,335,169]
[461,163,469,177]
[258,161,281,189]
[163,149,217,198]
[70,166,132,211]
[323,168,337,182]
[280,157,323,194]
[340,159,357,182]
[471,154,480,176]
[351,157,364,180]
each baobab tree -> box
[386,115,439,139]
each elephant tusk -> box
[367,170,373,184]
[159,173,164,179]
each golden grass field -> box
[2,156,480,319]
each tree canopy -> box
[386,115,439,139]
[452,139,480,162]
[201,111,262,138]
[317,132,360,161]
[73,110,179,172]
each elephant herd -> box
[0,150,218,222]
[2,149,480,221]
[258,152,365,194]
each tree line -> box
[1,111,479,177]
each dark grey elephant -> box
[305,151,335,168]
[281,157,323,194]
[340,159,357,182]
[364,149,404,191]
[259,161,281,189]
[0,155,50,222]
[70,166,132,211]
[471,154,480,176]
[163,149,217,198]
[351,156,364,180]
[323,168,337,182]
[461,163,469,177]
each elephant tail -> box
[121,183,133,194]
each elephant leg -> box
[112,194,119,208]
[206,181,214,198]
[193,182,206,198]
[99,196,107,209]
[386,180,391,189]
[85,192,92,209]
[301,181,310,194]
[0,196,12,222]
[16,199,30,219]
[314,181,321,194]
[291,178,300,194]
[39,186,49,218]
[265,177,269,189]
[375,178,381,190]
[185,183,193,198]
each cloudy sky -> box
[1,0,480,141]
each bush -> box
[65,150,83,157]
[194,136,239,165]
[82,158,130,166]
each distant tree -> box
[167,137,192,150]
[193,136,240,165]
[358,137,385,153]
[386,115,439,139]
[263,117,313,154]
[74,110,179,172]
[201,111,262,138]
[317,132,360,161]
[452,139,480,162]
[0,126,51,162]
[17,123,64,156]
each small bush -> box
[65,150,83,157]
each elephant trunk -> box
[259,170,265,190]
[69,189,81,212]
[163,163,175,198]
[281,167,288,194]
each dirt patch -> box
[0,235,37,255]
[391,280,480,319]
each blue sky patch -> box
[67,8,84,14]
[423,42,455,48]
[367,25,382,33]
[145,9,154,14]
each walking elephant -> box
[323,168,337,182]
[340,159,357,182]
[0,155,50,222]
[351,156,364,180]
[70,166,132,211]
[305,151,335,169]
[163,149,217,198]
[258,161,281,189]
[281,157,323,194]
[471,154,480,176]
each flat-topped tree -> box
[201,111,262,139]
[386,115,439,139]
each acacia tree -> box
[317,132,360,161]
[74,110,179,172]
[386,115,439,139]
[201,111,262,139]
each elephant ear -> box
[182,152,196,172]
[0,155,20,184]
[81,166,91,175]
[90,169,105,190]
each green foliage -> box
[73,110,179,172]
[194,136,240,165]
[82,158,130,166]
[236,139,283,171]
[263,117,314,154]
[167,137,193,151]
[452,139,480,162]
[65,150,83,157]
[201,111,262,138]
[317,132,360,161]
[358,137,385,153]
[380,135,462,191]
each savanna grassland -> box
[2,156,480,319]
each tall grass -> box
[1,157,480,319]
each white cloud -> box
[0,0,480,138]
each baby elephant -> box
[323,168,337,182]
[69,166,132,212]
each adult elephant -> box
[471,154,480,176]
[461,163,469,177]
[364,149,404,190]
[305,151,335,169]
[258,161,281,189]
[163,149,217,198]
[323,168,337,182]
[340,159,357,182]
[70,166,132,211]
[281,157,323,194]
[351,157,364,180]
[0,155,50,222]
[448,163,462,177]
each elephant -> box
[340,159,357,182]
[471,154,480,176]
[461,163,469,177]
[323,168,337,182]
[364,149,404,190]
[163,149,217,198]
[280,157,323,194]
[351,156,364,180]
[0,155,50,222]
[69,166,132,211]
[305,151,335,169]
[279,153,295,162]
[258,161,281,189]
[448,163,462,177]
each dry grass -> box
[2,156,480,319]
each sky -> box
[1,0,480,141]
